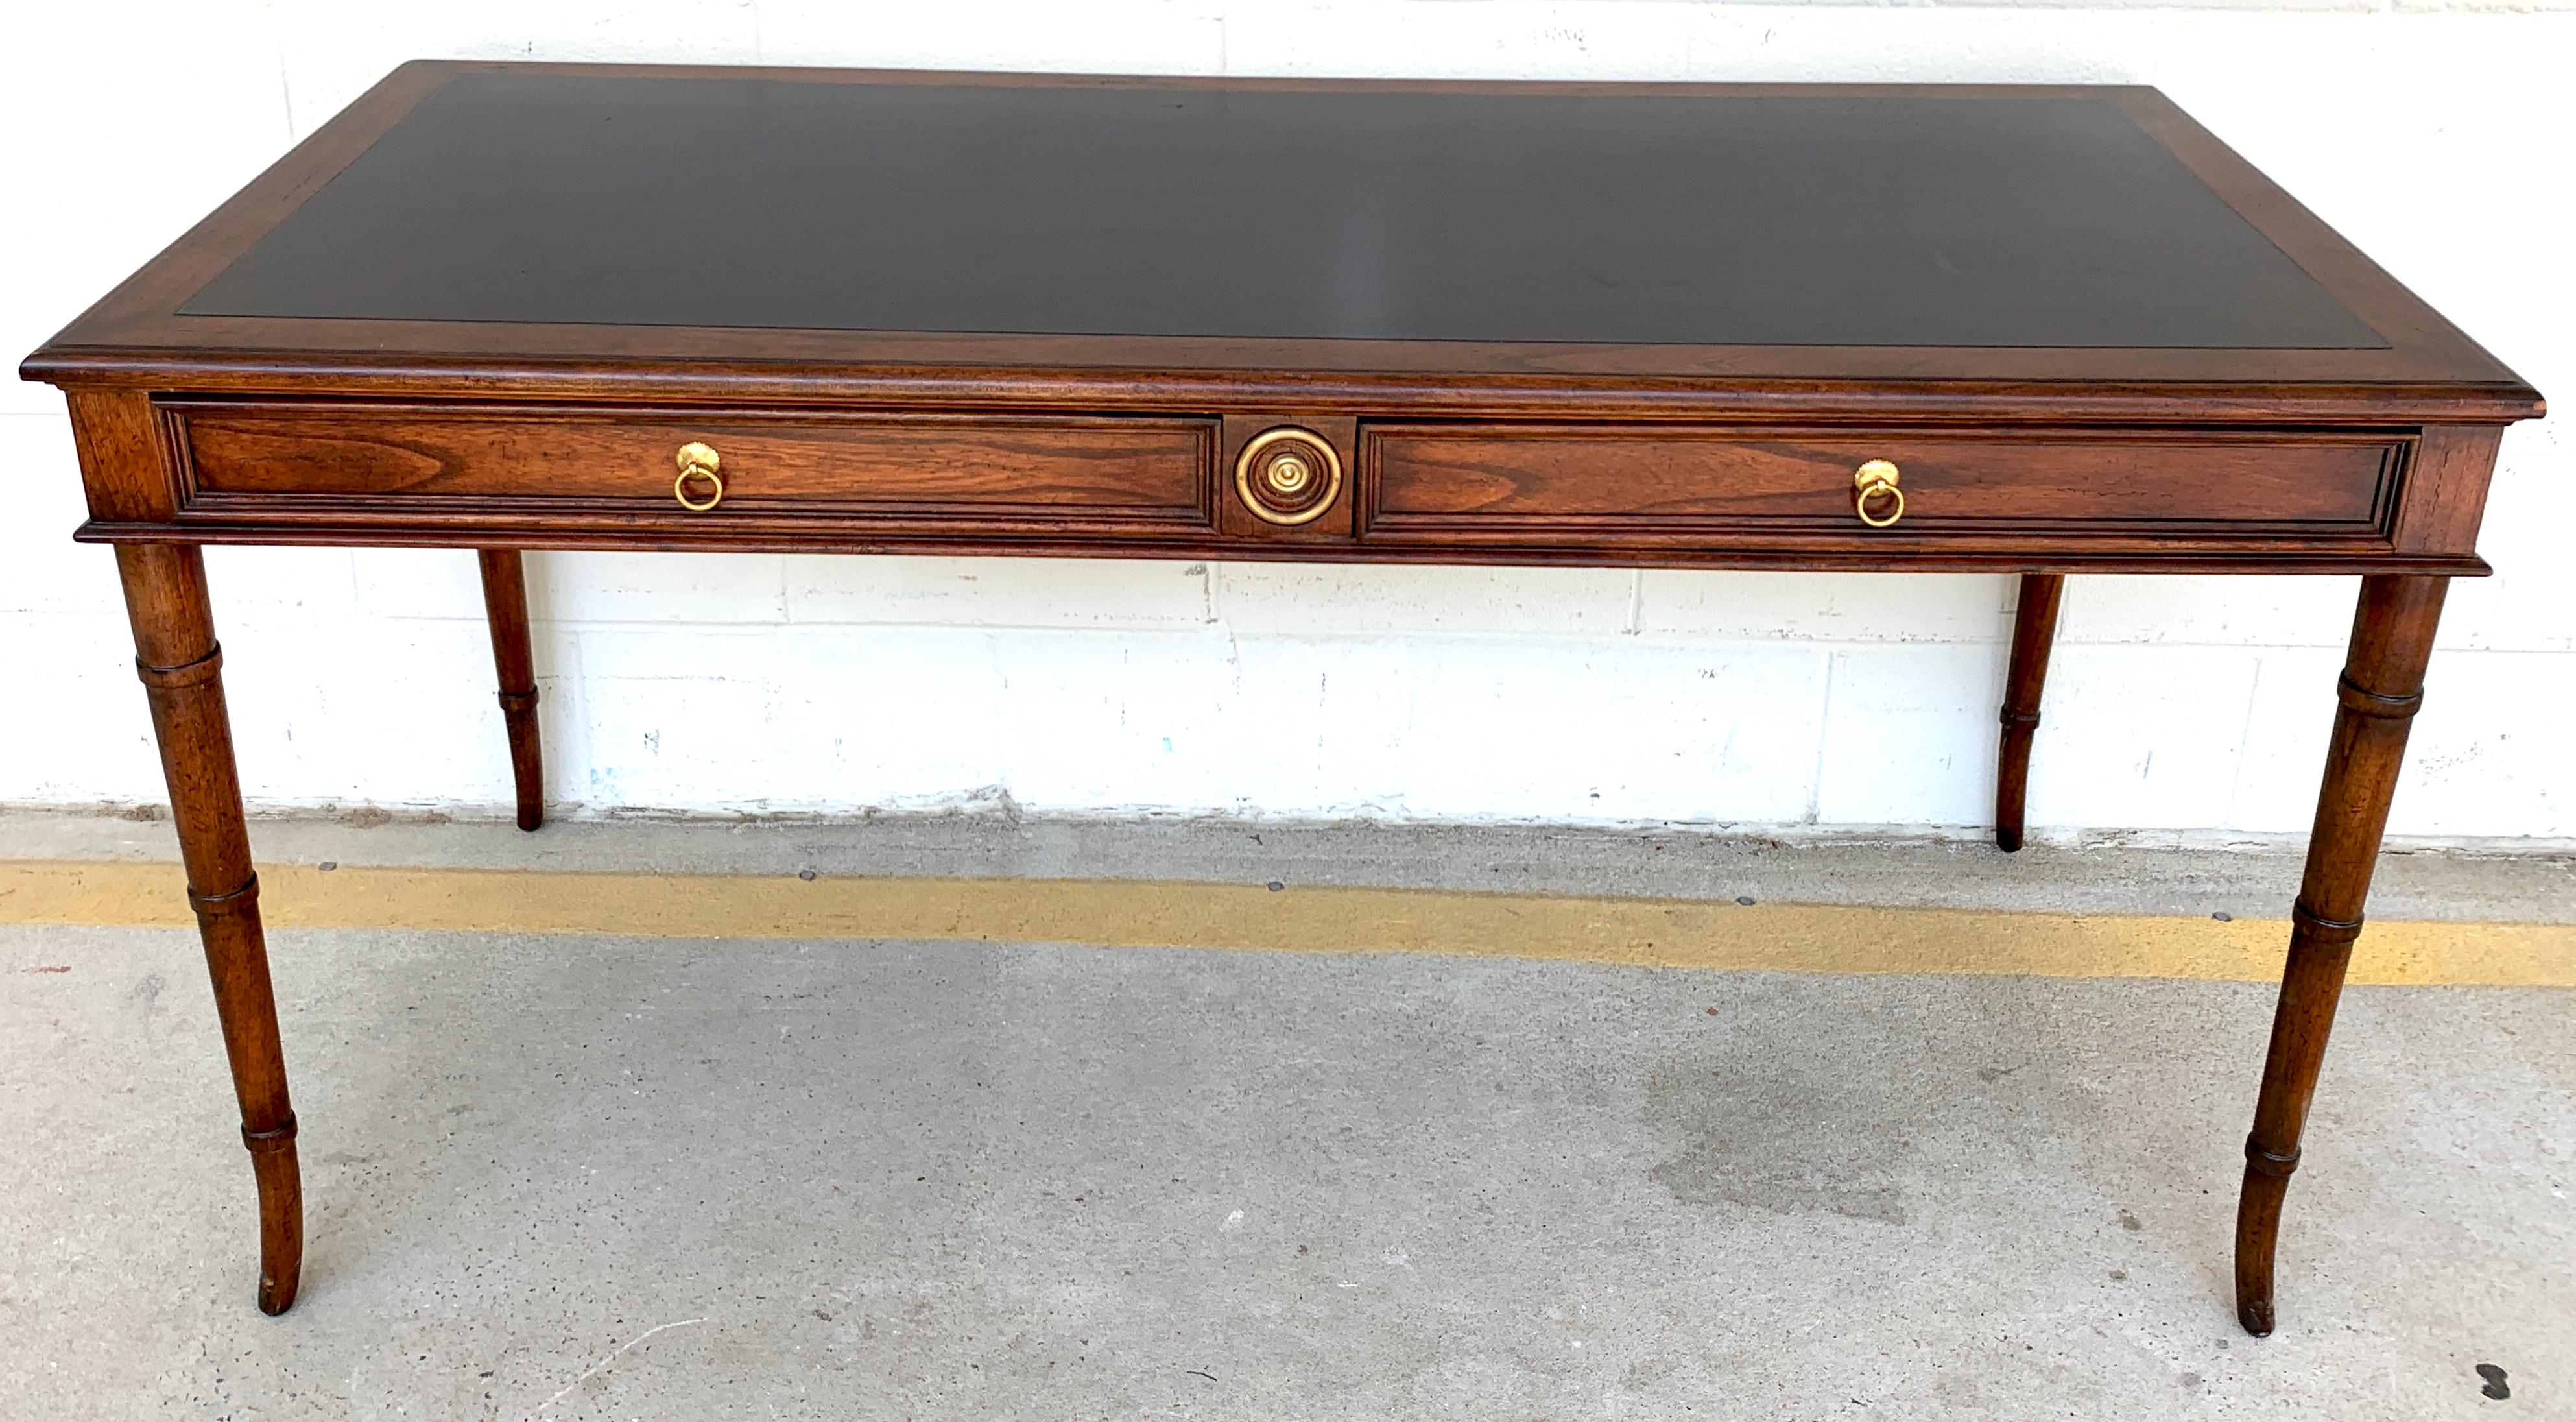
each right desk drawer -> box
[1355,424,2408,549]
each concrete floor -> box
[2,809,2570,1419]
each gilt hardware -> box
[1853,458,1904,528]
[673,441,724,511]
[1234,427,1342,526]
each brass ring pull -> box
[673,441,724,511]
[1853,458,1903,529]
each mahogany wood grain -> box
[134,402,2493,573]
[2391,426,2505,557]
[21,66,2543,418]
[174,402,1219,527]
[476,550,544,832]
[112,544,301,1315]
[18,63,2546,1330]
[34,352,2540,429]
[70,517,2502,576]
[1995,574,2065,852]
[2234,575,2447,1336]
[64,390,172,523]
[1362,424,2400,533]
[1217,413,1359,544]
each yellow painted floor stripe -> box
[3,859,2571,987]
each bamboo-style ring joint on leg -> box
[113,546,305,1317]
[242,1111,299,1155]
[2289,900,2365,945]
[136,643,224,691]
[188,873,262,920]
[1994,573,2063,856]
[478,549,547,834]
[2235,573,2450,1342]
[2243,1135,2300,1179]
[2333,673,2422,719]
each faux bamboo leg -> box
[2234,575,2448,1336]
[476,549,545,832]
[1994,573,2064,852]
[113,544,302,1315]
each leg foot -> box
[1995,573,2064,852]
[117,544,303,1315]
[477,550,545,832]
[2231,575,2446,1335]
[2238,1295,2274,1338]
[2234,1135,2298,1336]
[248,1115,304,1314]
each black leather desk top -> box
[178,72,2383,351]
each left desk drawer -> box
[165,400,1220,532]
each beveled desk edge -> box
[20,62,2549,1338]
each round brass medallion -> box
[1235,426,1343,527]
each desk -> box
[21,63,2542,1332]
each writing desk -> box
[21,62,2542,1333]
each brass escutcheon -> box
[674,441,724,511]
[1853,458,1903,529]
[1235,426,1342,526]
[1264,450,1315,498]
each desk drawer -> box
[1359,424,2407,548]
[169,401,1219,533]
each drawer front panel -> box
[141,399,2441,570]
[171,402,1219,530]
[1361,424,2406,544]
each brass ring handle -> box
[673,441,724,512]
[1853,459,1904,529]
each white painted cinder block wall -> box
[5,2,2570,842]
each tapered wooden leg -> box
[476,549,544,832]
[1994,573,2064,852]
[114,544,302,1315]
[2234,575,2447,1337]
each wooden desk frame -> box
[24,63,2544,1335]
